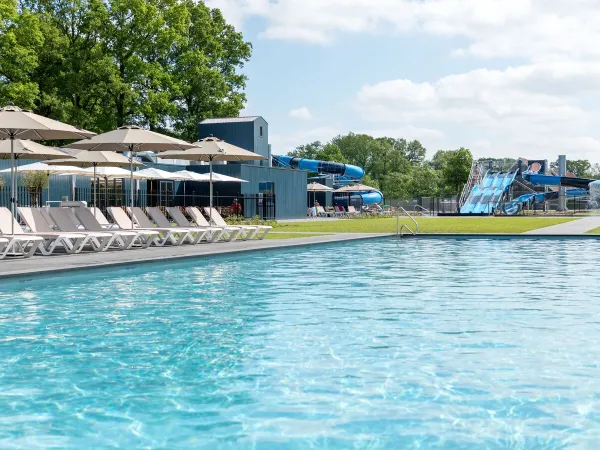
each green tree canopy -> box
[441,148,473,194]
[1,0,251,140]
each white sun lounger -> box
[48,208,120,252]
[145,207,209,244]
[128,207,196,245]
[185,207,242,242]
[75,208,157,249]
[166,207,227,243]
[108,207,186,247]
[89,207,118,229]
[16,207,90,255]
[204,207,271,240]
[0,208,43,258]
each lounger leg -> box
[256,228,270,240]
[247,228,260,240]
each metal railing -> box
[413,205,431,215]
[459,161,484,207]
[396,207,418,236]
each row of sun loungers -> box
[311,205,361,218]
[0,205,272,259]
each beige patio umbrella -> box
[307,182,333,206]
[0,105,94,233]
[52,150,143,216]
[334,184,378,193]
[65,125,195,229]
[159,136,266,220]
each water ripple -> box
[0,238,600,448]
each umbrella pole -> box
[10,135,14,235]
[130,146,134,230]
[93,163,97,217]
[209,158,213,223]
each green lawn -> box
[586,227,600,234]
[275,217,577,234]
[266,233,331,239]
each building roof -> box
[200,116,261,124]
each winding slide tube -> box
[275,155,384,205]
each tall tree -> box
[441,148,473,194]
[0,0,43,107]
[2,0,251,137]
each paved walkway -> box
[524,216,600,235]
[0,233,392,280]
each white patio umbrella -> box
[194,173,248,183]
[65,125,195,229]
[133,167,189,180]
[0,105,94,233]
[159,136,265,220]
[51,150,143,216]
[0,140,75,210]
[0,162,89,207]
[0,162,88,175]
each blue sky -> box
[207,0,600,164]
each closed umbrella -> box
[65,125,195,229]
[159,136,265,220]
[52,150,142,216]
[0,105,94,233]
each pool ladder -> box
[396,207,418,236]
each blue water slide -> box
[502,188,588,215]
[275,155,365,179]
[274,155,384,205]
[460,171,517,214]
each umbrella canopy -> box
[0,105,94,140]
[307,182,333,192]
[193,173,248,183]
[51,150,142,168]
[76,167,146,180]
[65,125,196,228]
[51,150,144,214]
[159,136,265,220]
[0,139,74,161]
[335,184,378,193]
[171,170,206,181]
[0,162,88,175]
[65,125,194,152]
[0,105,95,233]
[160,136,267,162]
[134,167,189,180]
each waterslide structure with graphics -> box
[273,155,384,205]
[459,171,518,214]
[501,173,590,215]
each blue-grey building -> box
[198,117,271,168]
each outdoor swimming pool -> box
[1,238,599,448]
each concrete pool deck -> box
[0,233,393,280]
[2,220,600,280]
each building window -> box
[259,126,263,137]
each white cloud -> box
[288,106,313,121]
[356,64,600,161]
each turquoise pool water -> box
[1,238,600,448]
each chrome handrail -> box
[396,207,419,236]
